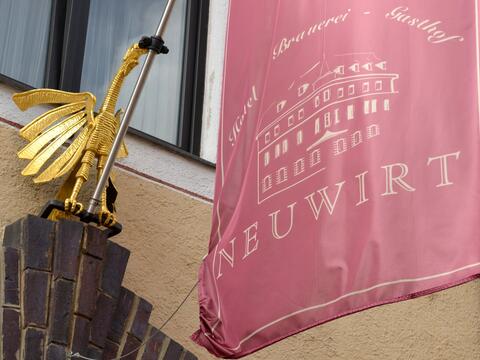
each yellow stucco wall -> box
[1,122,480,359]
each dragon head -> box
[121,44,148,76]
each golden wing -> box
[13,89,97,183]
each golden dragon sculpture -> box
[12,43,149,227]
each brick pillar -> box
[1,215,197,360]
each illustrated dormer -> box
[277,100,287,113]
[375,61,387,70]
[362,63,373,71]
[297,83,310,97]
[349,63,360,73]
[333,65,345,75]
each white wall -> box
[200,0,229,163]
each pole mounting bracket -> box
[39,200,123,238]
[138,35,169,54]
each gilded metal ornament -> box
[13,43,148,226]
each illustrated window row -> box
[262,149,322,193]
[266,79,389,146]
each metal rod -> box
[87,0,176,215]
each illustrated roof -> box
[259,53,388,133]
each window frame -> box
[0,0,211,163]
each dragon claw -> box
[65,198,84,215]
[99,208,116,227]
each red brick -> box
[83,225,107,259]
[2,218,22,249]
[23,327,45,360]
[131,298,152,340]
[75,255,101,318]
[90,292,116,347]
[53,220,83,281]
[2,308,20,359]
[3,247,19,306]
[103,339,119,359]
[71,315,90,355]
[107,287,135,343]
[46,343,67,360]
[183,352,198,360]
[86,345,103,359]
[121,333,142,360]
[101,241,130,298]
[141,327,165,360]
[23,215,54,271]
[49,279,74,344]
[24,269,50,328]
[164,339,183,360]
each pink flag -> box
[193,1,480,357]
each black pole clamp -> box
[138,35,169,54]
[39,200,123,238]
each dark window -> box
[0,0,52,87]
[0,0,209,157]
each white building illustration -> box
[256,53,399,204]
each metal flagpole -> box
[86,0,176,215]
